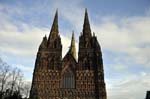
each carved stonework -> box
[30,9,107,99]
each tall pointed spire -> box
[48,9,59,41]
[69,31,76,60]
[83,8,92,37]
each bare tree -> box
[17,73,24,93]
[0,57,31,99]
[0,58,11,96]
[9,68,21,95]
[23,82,31,98]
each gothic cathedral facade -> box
[30,9,107,99]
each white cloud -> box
[51,0,150,69]
[108,64,127,71]
[106,73,150,99]
[61,35,78,58]
[0,22,48,57]
[92,16,150,68]
[0,15,76,58]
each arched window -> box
[62,71,75,88]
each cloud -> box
[90,11,150,99]
[0,22,48,57]
[0,17,78,80]
[61,35,79,58]
[92,15,150,68]
[108,64,127,71]
[50,0,150,69]
[0,12,76,58]
[0,2,79,81]
[106,72,150,99]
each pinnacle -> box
[39,35,47,50]
[69,31,76,60]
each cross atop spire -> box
[48,9,59,41]
[83,8,92,37]
[69,31,76,60]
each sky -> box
[0,0,150,99]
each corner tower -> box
[29,10,62,99]
[78,9,107,99]
[78,9,93,70]
[47,10,62,70]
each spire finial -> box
[83,8,91,37]
[69,31,76,60]
[48,9,59,42]
[85,8,87,13]
[56,8,58,12]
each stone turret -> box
[39,35,47,51]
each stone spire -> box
[48,9,59,41]
[69,31,76,60]
[83,8,92,37]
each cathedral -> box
[29,9,107,99]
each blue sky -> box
[0,0,150,99]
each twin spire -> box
[48,9,59,42]
[83,8,92,37]
[47,9,91,59]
